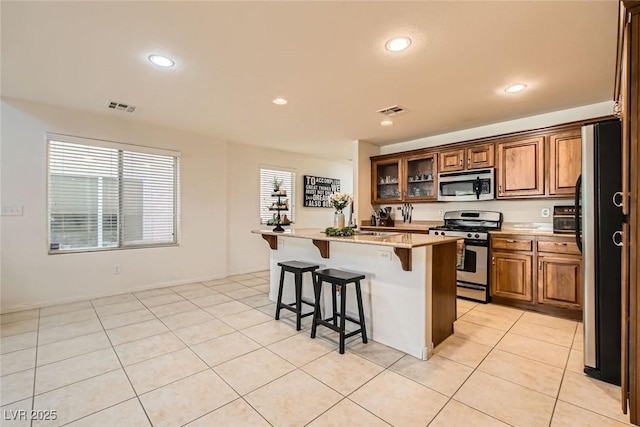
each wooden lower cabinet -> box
[537,255,582,309]
[491,252,533,301]
[490,234,582,319]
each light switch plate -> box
[1,206,24,216]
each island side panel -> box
[265,235,429,359]
[430,241,457,347]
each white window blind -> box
[259,167,295,225]
[48,137,179,252]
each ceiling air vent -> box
[108,101,137,113]
[376,105,406,116]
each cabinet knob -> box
[491,257,495,265]
[555,242,567,246]
[539,261,543,270]
[498,185,502,193]
[506,239,516,243]
[467,158,471,168]
[459,159,463,166]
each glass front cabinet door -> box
[372,157,402,203]
[404,153,438,201]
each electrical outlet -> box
[541,208,550,218]
[438,209,444,218]
[277,238,284,247]
[113,265,121,274]
[378,249,392,263]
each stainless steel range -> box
[429,210,502,303]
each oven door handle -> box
[457,282,486,291]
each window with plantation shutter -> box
[259,167,295,225]
[48,135,179,253]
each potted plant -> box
[272,176,283,194]
[328,192,352,228]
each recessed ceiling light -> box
[272,98,288,105]
[385,37,412,52]
[148,55,175,68]
[505,83,527,93]
[380,119,394,126]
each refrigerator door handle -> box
[612,231,623,247]
[613,191,624,208]
[575,175,582,252]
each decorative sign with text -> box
[303,175,340,208]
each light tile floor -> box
[0,271,633,426]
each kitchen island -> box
[252,228,461,359]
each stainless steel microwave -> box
[437,168,495,202]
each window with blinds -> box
[259,167,295,225]
[48,135,179,253]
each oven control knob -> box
[467,233,472,238]
[475,234,480,238]
[434,231,439,235]
[441,231,445,236]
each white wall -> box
[1,98,229,310]
[1,99,354,311]
[380,102,613,155]
[370,101,613,224]
[352,140,380,224]
[226,143,352,275]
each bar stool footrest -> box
[280,299,315,309]
[344,329,364,339]
[279,304,314,316]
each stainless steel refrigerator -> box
[575,119,623,386]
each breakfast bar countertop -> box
[252,228,461,249]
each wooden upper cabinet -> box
[371,157,403,203]
[548,129,582,196]
[496,137,545,198]
[404,153,437,201]
[466,143,495,169]
[440,144,494,173]
[439,149,465,173]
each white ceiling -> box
[1,1,619,159]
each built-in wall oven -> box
[429,210,503,303]
[437,168,495,202]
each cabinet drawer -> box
[491,237,533,251]
[537,240,581,255]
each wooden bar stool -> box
[310,268,368,354]
[275,261,319,330]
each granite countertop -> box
[361,220,575,238]
[360,220,442,232]
[491,222,574,237]
[252,228,461,248]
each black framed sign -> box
[303,175,340,207]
